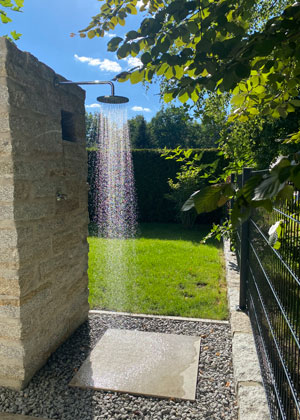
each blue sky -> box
[1,0,162,120]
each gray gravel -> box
[0,314,238,419]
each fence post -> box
[238,167,252,311]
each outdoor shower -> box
[54,78,129,104]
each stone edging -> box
[89,309,229,324]
[223,239,270,420]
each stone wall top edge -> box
[1,37,85,100]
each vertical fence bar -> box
[238,167,252,310]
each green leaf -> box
[163,92,174,103]
[178,91,189,103]
[290,99,300,107]
[107,36,123,52]
[87,30,96,39]
[182,183,234,214]
[231,94,245,107]
[10,29,21,40]
[117,44,130,59]
[234,63,251,79]
[254,39,276,56]
[130,70,144,84]
[174,65,184,79]
[141,52,152,65]
[0,13,12,23]
[275,185,294,202]
[126,30,139,40]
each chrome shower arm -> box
[54,78,115,96]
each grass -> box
[88,223,228,320]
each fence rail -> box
[233,168,300,420]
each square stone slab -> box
[70,328,201,400]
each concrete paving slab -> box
[70,328,201,401]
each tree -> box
[128,115,153,148]
[148,106,193,148]
[80,0,300,226]
[0,0,23,41]
[86,112,99,148]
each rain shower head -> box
[54,78,129,103]
[97,95,129,104]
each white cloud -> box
[74,54,91,63]
[85,103,101,108]
[74,54,122,72]
[104,32,117,38]
[123,56,143,69]
[131,106,151,112]
[98,59,122,72]
[136,0,148,9]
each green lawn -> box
[88,223,228,320]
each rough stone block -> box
[227,286,239,311]
[52,230,82,255]
[0,113,10,133]
[232,332,262,384]
[18,264,41,297]
[0,247,19,265]
[0,277,19,296]
[17,236,52,263]
[231,311,252,334]
[14,160,64,181]
[0,229,17,246]
[0,339,24,360]
[0,318,21,339]
[0,203,14,221]
[0,376,24,390]
[14,200,55,221]
[0,267,20,296]
[0,304,20,319]
[238,384,270,420]
[0,133,12,156]
[0,184,14,202]
[0,83,9,107]
[63,141,87,160]
[55,197,79,214]
[0,159,13,177]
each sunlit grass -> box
[88,223,228,320]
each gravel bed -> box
[0,314,238,420]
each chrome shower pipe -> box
[54,78,115,96]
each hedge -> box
[87,148,226,223]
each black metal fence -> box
[234,168,300,420]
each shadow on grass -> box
[137,222,222,246]
[89,221,221,247]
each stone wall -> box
[0,38,89,389]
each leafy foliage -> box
[161,147,228,225]
[81,1,300,124]
[130,106,222,148]
[128,115,154,148]
[0,0,23,41]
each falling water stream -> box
[93,104,138,310]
